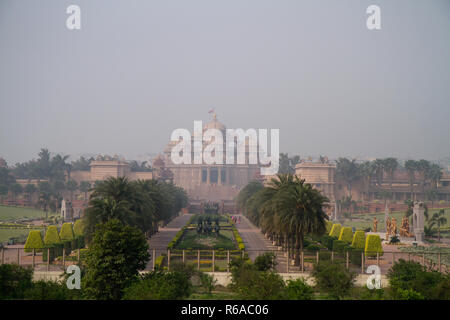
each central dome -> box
[204,116,226,132]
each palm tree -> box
[404,160,418,200]
[10,183,23,205]
[79,181,91,201]
[66,180,78,202]
[383,158,398,192]
[373,159,385,189]
[271,175,329,265]
[335,158,360,197]
[359,161,376,201]
[416,160,431,199]
[24,184,37,204]
[430,209,447,242]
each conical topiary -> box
[24,230,44,253]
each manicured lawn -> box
[0,205,47,222]
[0,228,36,243]
[175,229,237,250]
[341,207,450,232]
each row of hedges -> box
[322,223,383,259]
[24,221,86,262]
[231,223,245,251]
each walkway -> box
[234,214,293,272]
[145,213,193,270]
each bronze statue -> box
[373,217,378,232]
[391,217,397,236]
[385,217,391,240]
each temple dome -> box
[204,117,226,132]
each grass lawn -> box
[0,205,47,222]
[175,229,237,250]
[0,228,37,243]
[341,207,450,232]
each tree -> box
[404,160,418,200]
[79,181,91,201]
[24,184,37,204]
[66,180,78,202]
[312,261,356,299]
[359,161,376,201]
[429,209,447,242]
[82,219,150,300]
[278,153,300,174]
[10,183,23,204]
[335,158,360,197]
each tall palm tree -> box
[383,158,398,191]
[430,209,447,242]
[359,161,376,201]
[79,181,92,201]
[335,158,360,197]
[271,175,329,265]
[404,160,418,200]
[416,159,431,199]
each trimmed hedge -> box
[44,226,61,245]
[338,227,353,244]
[155,255,166,269]
[59,223,75,241]
[73,219,85,236]
[351,231,366,250]
[365,234,383,258]
[24,230,44,253]
[329,224,341,238]
[325,220,333,233]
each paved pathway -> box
[145,213,193,270]
[234,214,294,272]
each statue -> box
[399,216,411,237]
[373,217,378,232]
[391,217,398,236]
[385,217,391,240]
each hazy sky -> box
[1,0,449,164]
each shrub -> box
[364,234,383,258]
[332,240,348,254]
[306,244,321,252]
[24,230,44,253]
[396,288,425,300]
[338,227,353,244]
[229,257,286,300]
[285,278,314,300]
[44,226,61,245]
[389,235,400,244]
[59,223,75,241]
[0,264,33,299]
[348,247,363,267]
[83,219,150,300]
[254,252,277,271]
[351,231,366,250]
[319,251,331,261]
[329,224,341,238]
[122,270,192,300]
[73,219,85,236]
[312,261,356,299]
[24,280,82,300]
[387,259,450,300]
[320,234,335,250]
